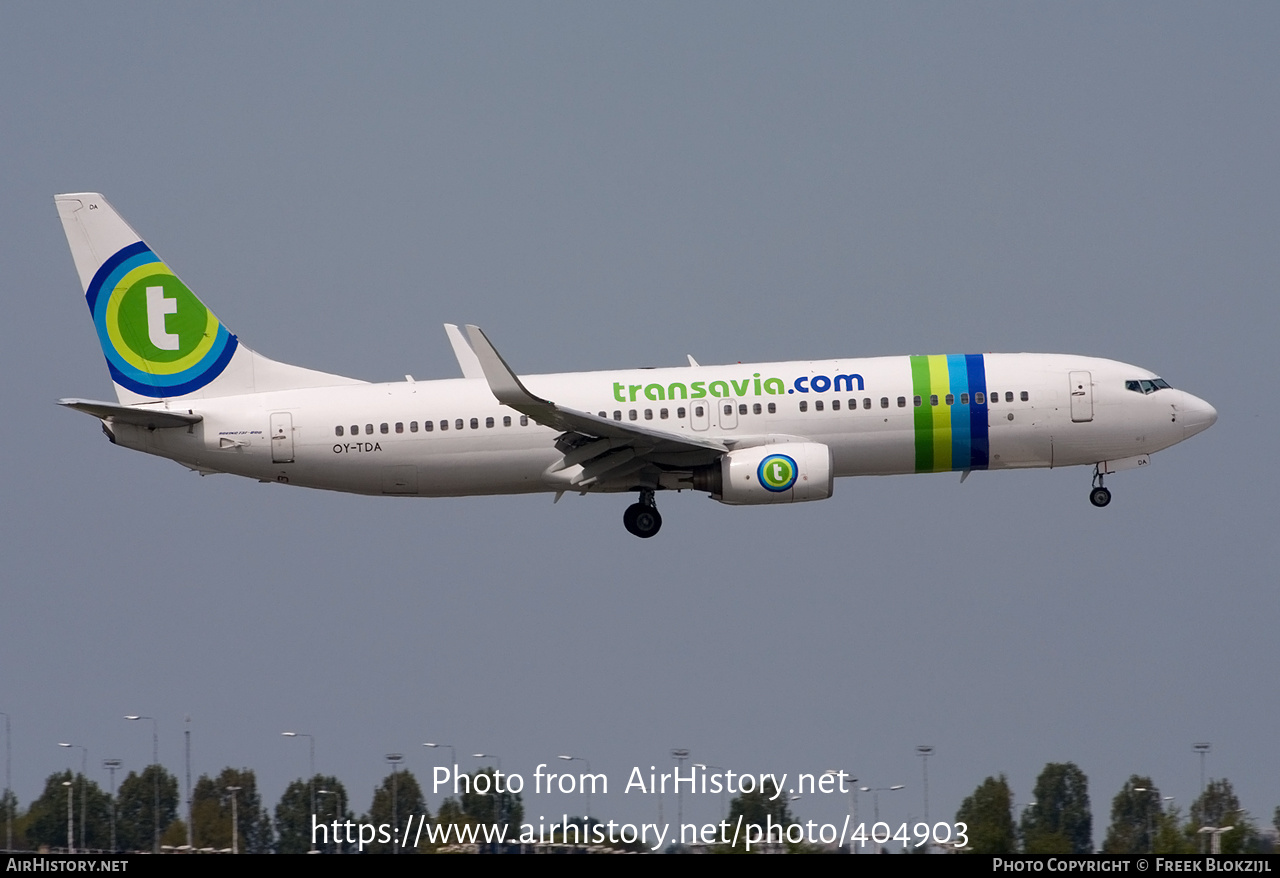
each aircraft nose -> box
[1181,392,1218,439]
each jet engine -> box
[692,442,833,505]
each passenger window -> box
[366,424,374,435]
[1005,392,1013,402]
[485,417,494,428]
[694,405,704,417]
[503,416,511,427]
[439,420,448,431]
[832,399,841,411]
[351,424,359,435]
[945,394,954,406]
[380,423,389,434]
[613,411,622,421]
[753,403,761,415]
[410,421,418,433]
[930,395,938,407]
[629,409,638,421]
[335,426,344,437]
[767,402,776,414]
[849,399,857,411]
[644,409,653,420]
[881,397,889,408]
[723,404,732,416]
[738,404,747,415]
[678,407,687,418]
[520,415,529,426]
[863,398,871,410]
[395,422,404,433]
[975,392,984,405]
[815,400,824,412]
[989,392,997,404]
[960,393,968,405]
[424,421,434,432]
[455,419,464,430]
[660,408,669,419]
[1020,391,1029,402]
[913,396,921,407]
[799,400,808,412]
[898,397,906,408]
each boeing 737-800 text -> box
[55,193,1217,537]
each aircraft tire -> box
[623,503,662,538]
[1089,486,1112,508]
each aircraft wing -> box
[465,325,726,487]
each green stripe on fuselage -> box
[910,355,933,472]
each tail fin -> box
[56,193,363,404]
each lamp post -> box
[698,764,733,821]
[319,789,344,853]
[124,716,159,854]
[823,770,858,852]
[63,780,74,853]
[671,749,690,830]
[558,755,592,819]
[916,746,934,824]
[1132,787,1163,854]
[386,754,403,854]
[103,759,122,853]
[225,786,241,854]
[57,744,87,851]
[281,732,317,853]
[183,716,193,853]
[1,712,10,852]
[473,753,503,840]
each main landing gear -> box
[623,490,662,538]
[1089,466,1112,508]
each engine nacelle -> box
[693,442,834,505]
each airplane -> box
[55,193,1217,538]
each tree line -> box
[4,760,1277,853]
[4,765,525,854]
[956,763,1277,854]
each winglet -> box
[464,325,552,408]
[444,324,485,379]
[687,354,700,367]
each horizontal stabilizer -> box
[58,398,202,429]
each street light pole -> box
[0,712,10,852]
[63,780,73,853]
[671,749,690,832]
[124,716,159,854]
[103,760,122,853]
[558,755,592,820]
[282,732,317,853]
[225,786,241,854]
[386,754,403,854]
[58,743,87,851]
[184,716,192,853]
[916,746,934,824]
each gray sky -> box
[2,2,1276,844]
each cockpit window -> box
[1126,378,1172,394]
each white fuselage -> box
[108,352,1216,498]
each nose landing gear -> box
[623,490,662,538]
[1090,466,1112,508]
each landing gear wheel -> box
[1089,486,1112,508]
[623,497,662,538]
